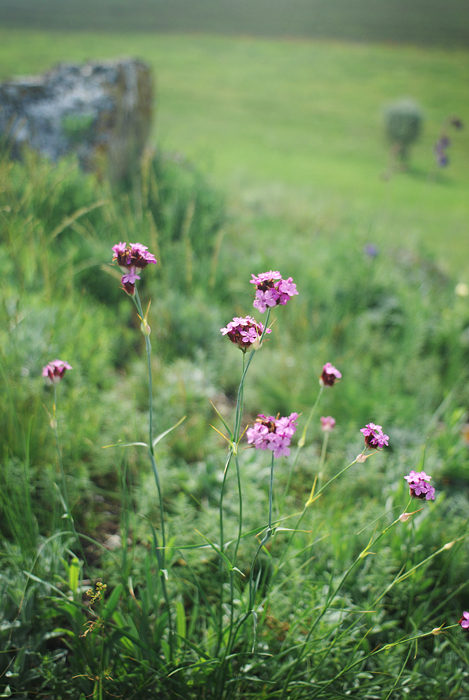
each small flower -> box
[320,362,342,387]
[246,412,298,458]
[320,416,336,432]
[250,271,298,313]
[404,471,435,501]
[364,244,378,258]
[450,116,463,130]
[360,423,389,449]
[42,359,73,384]
[220,316,271,352]
[112,242,157,295]
[459,612,469,630]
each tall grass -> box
[1,149,469,697]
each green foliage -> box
[384,99,424,164]
[1,138,469,696]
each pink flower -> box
[220,316,271,352]
[459,612,469,630]
[404,471,435,501]
[320,363,342,387]
[42,360,73,384]
[246,412,298,458]
[360,423,389,449]
[112,242,157,295]
[320,416,336,432]
[250,271,298,313]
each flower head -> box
[247,412,298,458]
[360,423,389,449]
[320,363,342,387]
[459,612,469,630]
[42,359,73,384]
[250,271,298,313]
[404,471,435,501]
[364,244,378,258]
[220,316,271,352]
[112,242,157,295]
[320,416,336,432]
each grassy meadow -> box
[0,30,468,276]
[1,24,469,700]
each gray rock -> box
[0,59,153,180]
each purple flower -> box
[364,244,379,258]
[320,416,336,432]
[246,412,299,458]
[250,271,298,313]
[404,471,435,501]
[320,362,342,387]
[220,316,271,352]
[42,359,73,384]
[360,423,389,449]
[459,612,469,630]
[112,242,157,295]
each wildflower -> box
[220,316,271,352]
[250,271,298,313]
[247,412,298,458]
[320,416,336,432]
[459,612,469,630]
[320,362,342,387]
[404,470,435,501]
[364,244,378,258]
[112,242,157,295]
[360,423,389,449]
[42,359,73,384]
[450,116,463,130]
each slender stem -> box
[317,430,330,490]
[268,452,275,532]
[134,287,173,660]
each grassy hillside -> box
[1,0,469,46]
[0,30,468,276]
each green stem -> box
[133,287,173,660]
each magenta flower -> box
[320,416,336,432]
[250,271,298,313]
[320,362,342,387]
[112,242,157,295]
[247,412,298,458]
[42,360,73,384]
[360,423,389,449]
[459,612,469,630]
[404,471,435,501]
[220,316,271,352]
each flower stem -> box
[134,287,173,660]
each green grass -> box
[0,30,468,276]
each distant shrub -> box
[384,99,424,167]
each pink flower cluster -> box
[404,471,436,501]
[220,316,271,352]
[42,359,72,384]
[459,612,469,630]
[112,242,157,295]
[250,271,298,313]
[247,413,298,458]
[360,423,389,449]
[320,363,342,387]
[320,416,336,432]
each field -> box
[0,30,468,276]
[1,22,469,700]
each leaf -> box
[209,400,233,440]
[102,583,123,622]
[152,415,186,448]
[175,600,186,641]
[102,441,148,449]
[68,557,80,594]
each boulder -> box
[0,59,153,180]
